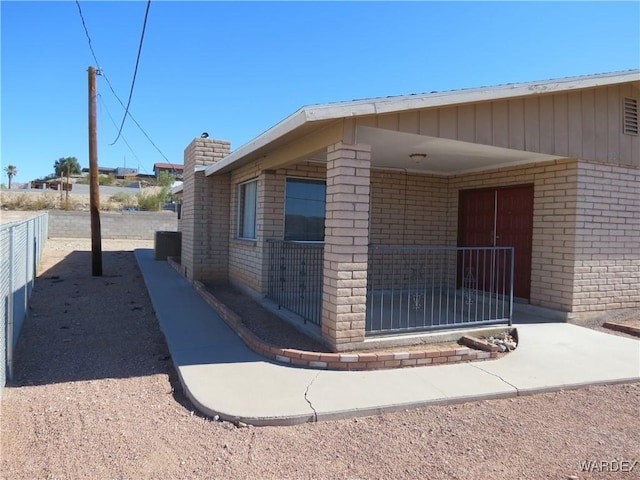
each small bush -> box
[136,188,168,211]
[110,192,134,204]
[98,174,116,186]
[33,193,61,210]
[0,193,59,210]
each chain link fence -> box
[1,213,48,397]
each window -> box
[238,180,257,240]
[284,178,326,241]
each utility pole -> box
[65,164,70,206]
[88,66,102,276]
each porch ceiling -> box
[310,126,564,175]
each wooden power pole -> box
[88,66,103,276]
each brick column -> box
[321,142,371,351]
[181,137,231,282]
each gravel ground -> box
[1,238,639,480]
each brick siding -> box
[572,161,640,312]
[180,138,231,282]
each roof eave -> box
[204,109,310,176]
[305,69,640,120]
[205,69,639,176]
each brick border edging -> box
[182,277,502,371]
[603,321,640,337]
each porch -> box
[266,240,514,339]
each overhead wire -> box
[75,0,177,171]
[75,0,101,69]
[98,94,144,171]
[109,0,151,146]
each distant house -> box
[177,70,639,352]
[31,178,71,191]
[81,167,116,175]
[153,163,184,179]
[115,167,138,178]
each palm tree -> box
[4,165,17,189]
[54,157,81,204]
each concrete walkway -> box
[135,249,640,426]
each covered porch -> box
[249,123,560,350]
[176,71,638,352]
[190,121,564,351]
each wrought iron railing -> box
[266,241,514,335]
[266,240,324,327]
[366,245,514,334]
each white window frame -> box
[237,179,257,240]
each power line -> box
[75,0,177,170]
[101,72,173,166]
[110,0,151,146]
[75,0,101,69]
[98,93,143,167]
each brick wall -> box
[227,161,326,294]
[227,162,263,292]
[180,138,231,282]
[48,210,177,240]
[572,161,640,312]
[370,170,449,245]
[321,143,371,350]
[449,159,580,311]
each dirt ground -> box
[1,238,639,480]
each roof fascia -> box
[306,70,640,120]
[205,69,639,176]
[204,109,309,176]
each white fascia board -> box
[205,69,639,175]
[204,109,309,176]
[306,70,640,120]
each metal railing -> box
[1,213,48,394]
[366,245,514,335]
[266,239,324,327]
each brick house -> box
[177,70,639,352]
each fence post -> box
[7,225,15,380]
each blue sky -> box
[2,1,639,184]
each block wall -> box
[572,161,640,312]
[448,159,580,312]
[227,161,327,294]
[369,170,449,246]
[180,138,231,282]
[321,143,371,350]
[47,210,177,240]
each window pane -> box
[239,181,257,239]
[285,178,326,241]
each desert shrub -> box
[136,188,168,211]
[0,193,59,211]
[110,192,134,204]
[98,174,116,186]
[35,194,60,210]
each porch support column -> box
[181,137,231,282]
[322,142,371,351]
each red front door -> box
[458,185,534,300]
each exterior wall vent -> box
[623,97,638,135]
